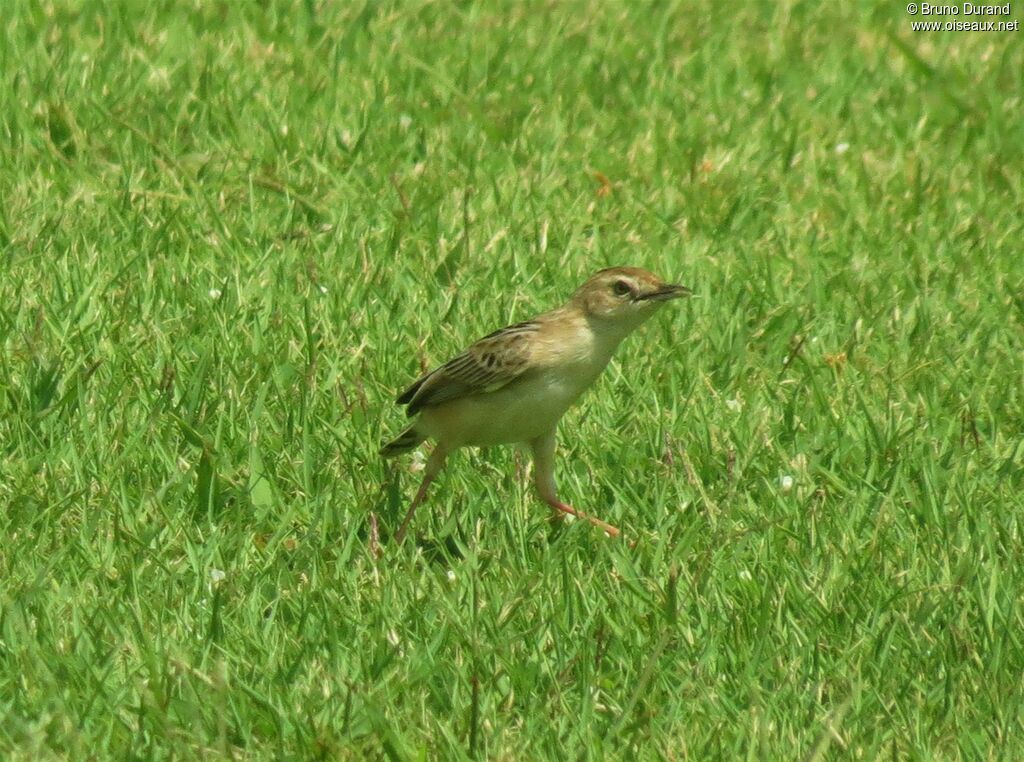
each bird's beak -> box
[638,283,693,301]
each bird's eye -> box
[612,280,632,298]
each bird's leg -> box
[547,499,621,538]
[394,445,449,544]
[530,430,621,538]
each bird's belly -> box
[418,374,588,447]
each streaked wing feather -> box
[400,321,539,416]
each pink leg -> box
[544,497,621,538]
[394,446,448,544]
[394,474,434,543]
[530,430,621,539]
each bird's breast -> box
[415,321,623,448]
[417,362,608,448]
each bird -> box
[381,266,692,543]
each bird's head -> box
[571,267,692,331]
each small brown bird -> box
[382,266,692,543]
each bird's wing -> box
[396,321,540,416]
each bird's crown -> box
[570,266,691,322]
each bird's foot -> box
[547,500,621,538]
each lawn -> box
[2,0,1023,758]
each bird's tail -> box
[379,424,426,458]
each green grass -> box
[2,0,1023,757]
